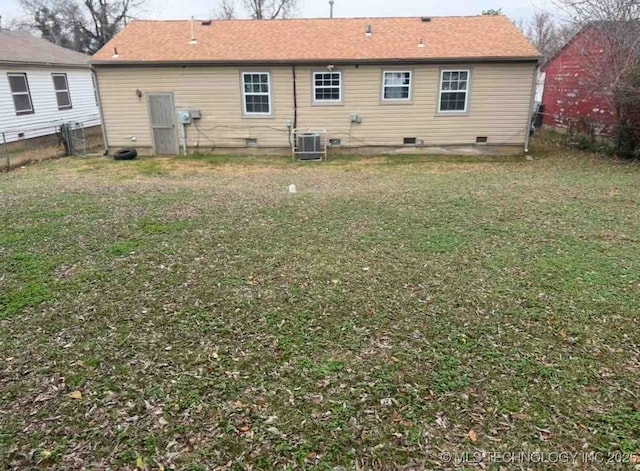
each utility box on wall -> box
[177,111,191,125]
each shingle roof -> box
[0,30,90,67]
[92,16,540,64]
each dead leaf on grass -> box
[69,391,82,400]
[435,413,449,429]
[468,430,477,442]
[391,410,413,428]
[267,426,285,437]
[265,415,278,425]
[309,394,323,404]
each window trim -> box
[7,73,34,116]
[241,71,273,117]
[52,73,73,110]
[312,70,343,105]
[437,69,471,114]
[381,70,413,102]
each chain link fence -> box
[1,121,103,171]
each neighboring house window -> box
[382,71,412,101]
[52,73,72,110]
[242,72,271,115]
[7,73,34,115]
[439,70,470,112]
[313,71,341,103]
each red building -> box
[541,26,617,132]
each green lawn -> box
[1,141,639,469]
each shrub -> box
[615,124,640,160]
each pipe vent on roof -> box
[365,25,372,36]
[189,16,197,45]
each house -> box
[541,25,619,132]
[91,16,540,157]
[0,29,101,145]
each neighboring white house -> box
[0,29,100,144]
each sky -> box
[1,0,559,25]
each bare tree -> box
[553,0,640,98]
[215,0,237,19]
[78,0,142,49]
[214,0,298,20]
[243,0,298,19]
[554,0,640,24]
[515,12,580,63]
[526,12,567,62]
[20,0,144,53]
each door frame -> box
[146,92,179,155]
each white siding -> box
[0,66,101,143]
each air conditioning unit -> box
[293,129,327,161]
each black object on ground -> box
[114,148,138,161]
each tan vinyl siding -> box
[95,62,535,152]
[296,64,534,147]
[95,66,293,149]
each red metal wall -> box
[541,29,617,130]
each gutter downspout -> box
[290,65,298,151]
[524,62,539,155]
[292,65,298,129]
[92,67,110,155]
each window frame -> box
[381,70,412,102]
[52,73,73,111]
[7,73,34,116]
[437,69,471,114]
[312,70,343,105]
[241,71,272,117]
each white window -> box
[382,71,412,101]
[313,71,341,103]
[52,73,72,110]
[242,72,271,115]
[439,70,470,113]
[7,73,34,115]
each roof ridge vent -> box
[201,20,212,25]
[421,17,431,22]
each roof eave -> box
[91,56,541,66]
[0,59,90,68]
